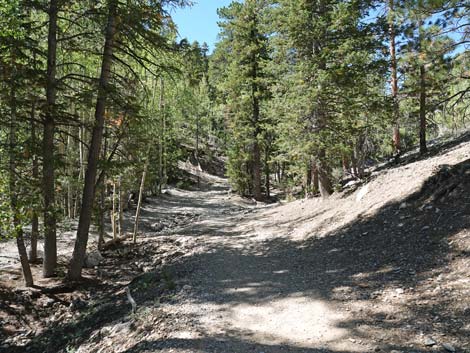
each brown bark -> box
[317,151,333,198]
[312,162,319,194]
[43,0,59,278]
[68,1,117,281]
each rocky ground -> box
[1,139,469,353]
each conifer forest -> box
[0,1,469,353]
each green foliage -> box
[211,0,272,196]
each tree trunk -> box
[196,114,201,189]
[42,0,59,278]
[68,1,117,281]
[317,151,332,198]
[252,140,262,200]
[133,149,150,243]
[111,181,117,240]
[419,21,427,155]
[98,180,105,249]
[251,77,262,200]
[30,102,39,263]
[312,162,319,194]
[158,77,165,194]
[67,127,73,219]
[389,0,400,154]
[419,63,427,154]
[9,67,34,287]
[118,175,123,237]
[265,147,270,199]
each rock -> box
[111,321,132,335]
[424,337,437,346]
[399,202,408,209]
[151,222,165,232]
[356,185,369,202]
[395,288,405,295]
[84,250,104,268]
[69,298,87,311]
[41,297,55,308]
[182,285,192,291]
[442,343,456,352]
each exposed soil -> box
[1,139,469,353]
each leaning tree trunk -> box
[9,67,34,287]
[42,0,59,278]
[133,147,151,243]
[68,0,117,281]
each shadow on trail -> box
[5,159,469,353]
[164,158,469,351]
[119,337,373,353]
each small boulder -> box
[84,250,104,268]
[151,222,165,232]
[442,343,456,352]
[424,337,436,346]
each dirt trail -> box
[2,141,469,353]
[123,179,358,353]
[126,141,469,353]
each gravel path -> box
[122,143,470,353]
[136,178,362,353]
[2,142,469,353]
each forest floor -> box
[1,138,470,353]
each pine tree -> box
[212,0,270,200]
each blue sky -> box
[170,0,234,52]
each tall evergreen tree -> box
[212,0,270,200]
